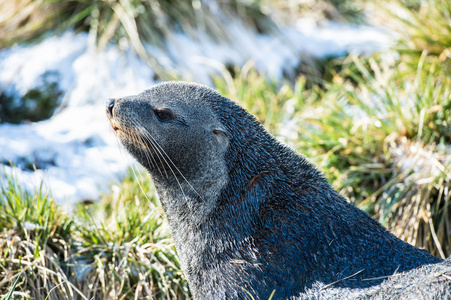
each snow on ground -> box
[0,17,391,207]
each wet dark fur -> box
[107,82,444,299]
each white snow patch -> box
[294,20,390,57]
[0,32,86,96]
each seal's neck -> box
[148,151,229,228]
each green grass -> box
[296,54,451,257]
[0,168,77,299]
[290,0,451,257]
[388,0,451,78]
[214,68,306,133]
[0,167,188,299]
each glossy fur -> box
[107,82,443,299]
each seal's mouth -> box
[111,123,122,133]
[105,99,150,150]
[107,116,122,132]
[107,117,148,149]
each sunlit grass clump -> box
[293,0,451,257]
[0,169,188,299]
[0,169,77,299]
[390,0,451,78]
[296,54,450,258]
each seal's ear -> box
[210,126,229,151]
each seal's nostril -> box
[107,98,115,117]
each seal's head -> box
[106,82,230,223]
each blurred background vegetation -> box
[1,0,451,299]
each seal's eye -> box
[154,109,174,122]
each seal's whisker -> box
[117,129,168,221]
[126,121,161,177]
[137,131,202,219]
[140,132,187,194]
[130,160,169,222]
[120,119,190,209]
[135,125,194,211]
[130,120,168,179]
[111,123,141,186]
[141,131,204,204]
[110,124,163,217]
[134,129,164,178]
[140,128,206,203]
[109,120,127,159]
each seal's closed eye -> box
[154,109,174,122]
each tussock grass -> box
[0,168,78,299]
[291,0,451,257]
[0,0,366,79]
[0,168,188,299]
[0,0,364,49]
[214,68,321,136]
[0,0,65,48]
[387,0,451,78]
[296,54,451,257]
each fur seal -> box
[106,81,442,299]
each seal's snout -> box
[106,98,116,117]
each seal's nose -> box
[106,98,115,117]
